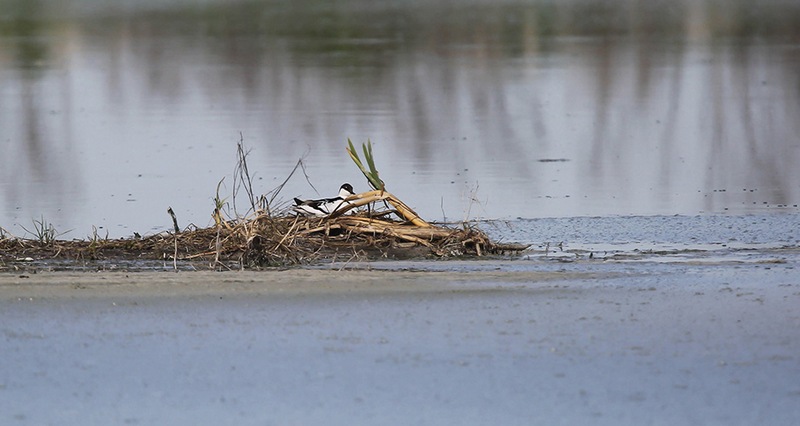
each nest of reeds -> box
[233,211,523,264]
[194,211,515,267]
[0,212,522,270]
[0,140,527,271]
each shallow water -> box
[1,0,799,238]
[355,213,800,270]
[2,264,799,425]
[500,213,800,245]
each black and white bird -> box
[293,183,355,217]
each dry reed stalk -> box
[329,190,430,227]
[334,216,452,238]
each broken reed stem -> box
[331,216,451,238]
[213,224,222,269]
[167,207,180,234]
[329,190,431,227]
[346,222,435,248]
[275,215,300,249]
[164,206,181,270]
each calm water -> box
[1,0,799,238]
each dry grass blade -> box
[233,133,258,216]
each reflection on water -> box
[1,0,799,237]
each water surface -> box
[1,0,799,238]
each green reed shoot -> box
[347,138,384,191]
[20,216,59,246]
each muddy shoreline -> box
[0,268,597,300]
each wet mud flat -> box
[1,258,799,425]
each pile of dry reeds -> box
[0,140,527,271]
[0,213,521,270]
[230,211,512,265]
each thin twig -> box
[233,133,258,216]
[265,150,314,208]
[173,234,178,271]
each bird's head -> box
[340,183,355,196]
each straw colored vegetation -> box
[0,203,523,271]
[0,140,526,271]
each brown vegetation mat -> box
[1,141,530,271]
[0,213,527,270]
